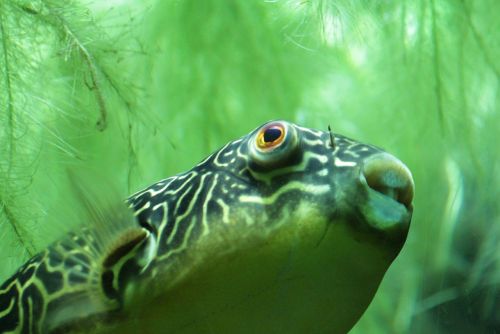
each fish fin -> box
[0,175,158,333]
[45,177,158,331]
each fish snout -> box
[355,152,414,243]
[361,153,414,211]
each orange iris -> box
[256,124,286,149]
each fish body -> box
[0,121,414,333]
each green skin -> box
[0,121,413,333]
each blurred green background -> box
[0,0,498,332]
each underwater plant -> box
[0,0,498,333]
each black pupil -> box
[263,127,282,143]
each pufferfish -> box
[0,120,414,333]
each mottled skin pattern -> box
[0,121,414,333]
[0,230,105,333]
[0,207,149,334]
[129,123,387,271]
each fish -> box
[0,120,414,333]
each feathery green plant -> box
[0,0,145,277]
[0,0,498,332]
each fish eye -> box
[256,124,286,150]
[249,121,299,167]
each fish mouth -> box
[358,153,414,240]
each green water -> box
[0,0,498,333]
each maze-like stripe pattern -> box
[0,120,404,333]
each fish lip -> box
[357,171,413,233]
[360,153,415,211]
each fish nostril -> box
[362,153,414,210]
